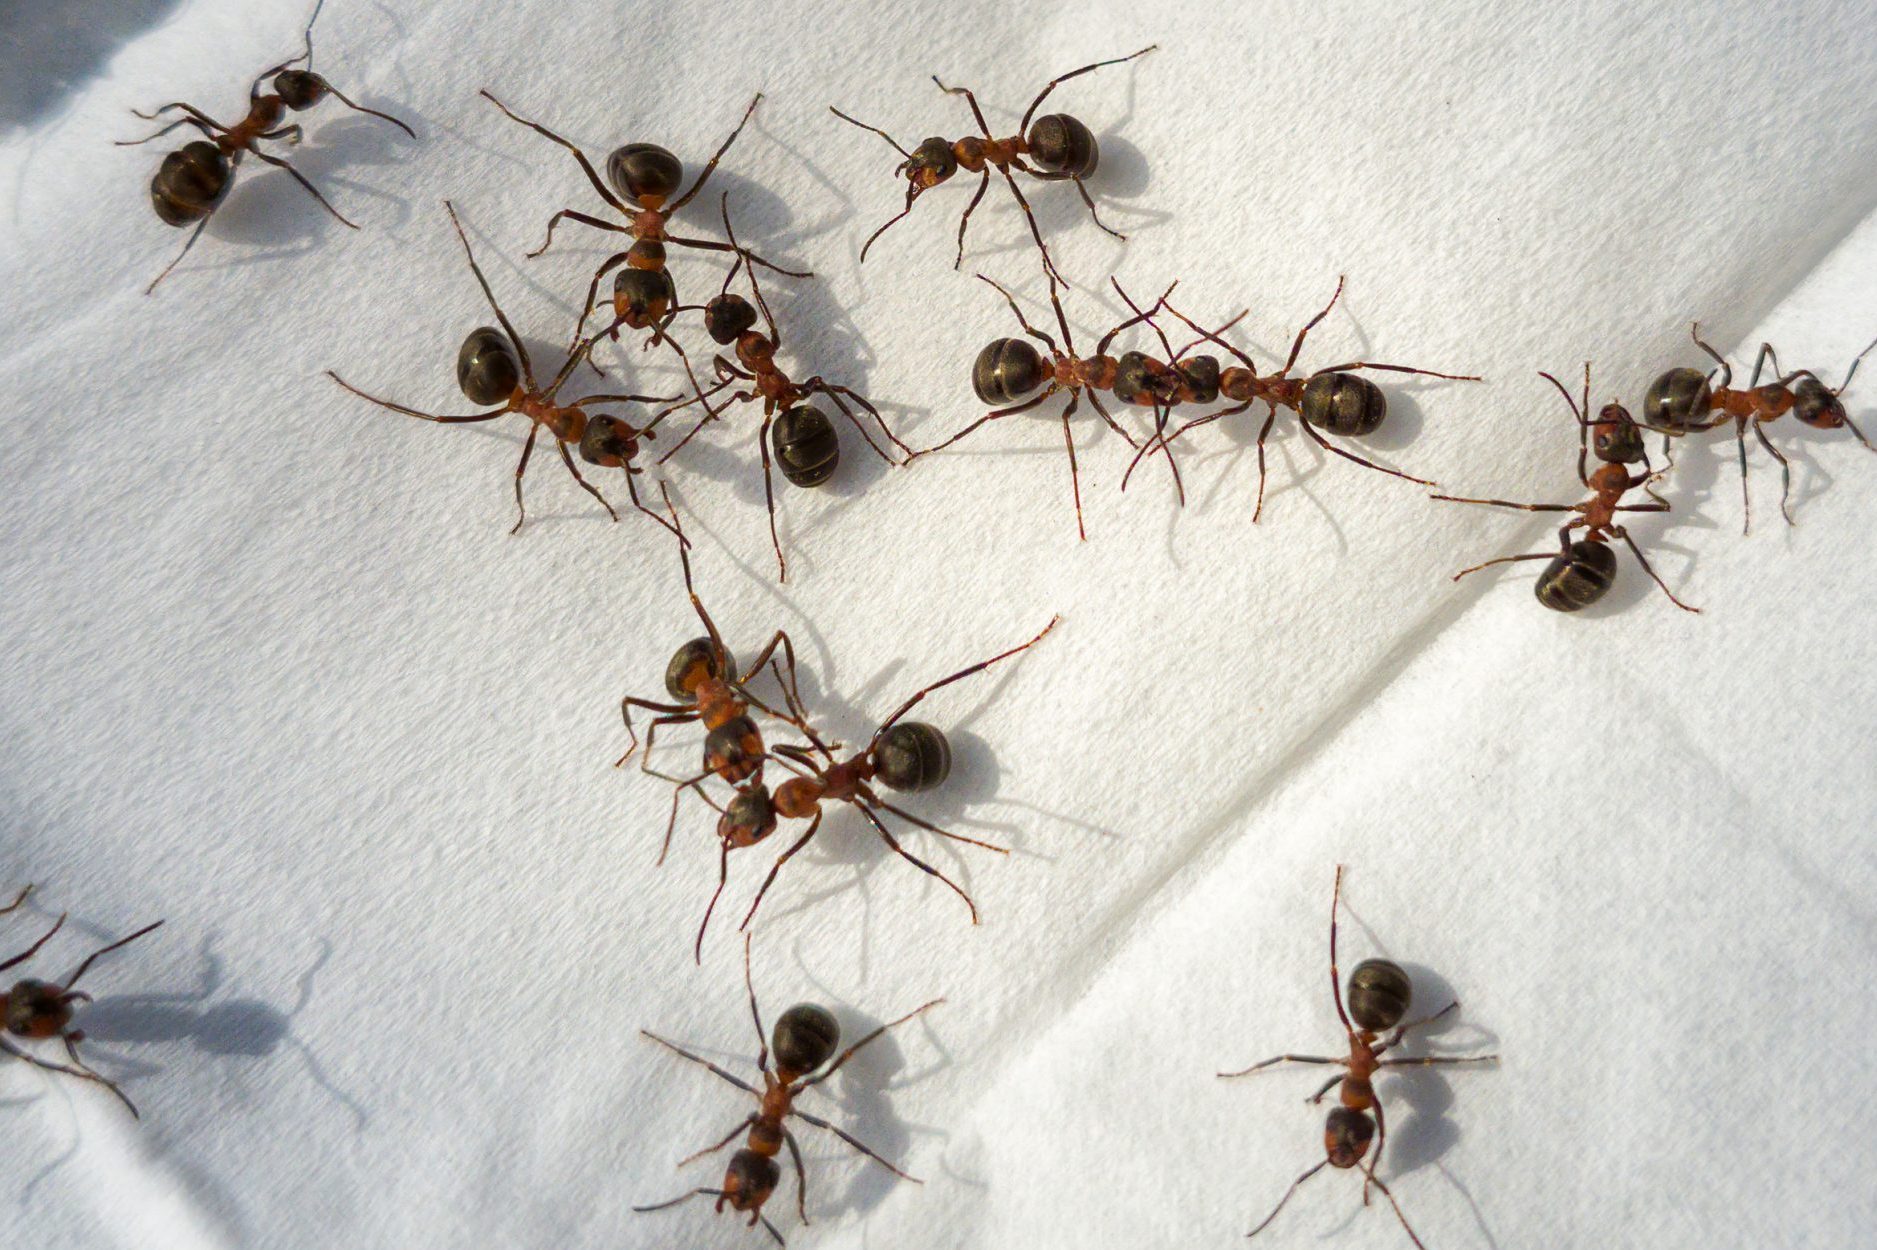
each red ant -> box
[327,202,680,536]
[1220,867,1495,1248]
[910,273,1179,539]
[117,0,413,294]
[830,46,1157,283]
[1130,278,1479,520]
[656,196,913,581]
[634,937,939,1244]
[1433,364,1698,613]
[2,886,165,1117]
[1641,325,1876,532]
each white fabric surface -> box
[3,1,1876,1246]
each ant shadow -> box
[0,0,183,133]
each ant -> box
[656,196,913,581]
[910,273,1182,539]
[831,46,1157,282]
[479,90,810,363]
[117,0,413,294]
[1133,278,1479,520]
[714,617,1059,944]
[1640,325,1876,532]
[2,886,165,1117]
[327,202,680,536]
[1220,867,1495,1249]
[1433,364,1698,613]
[634,937,939,1244]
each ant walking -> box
[634,937,939,1244]
[831,46,1156,282]
[1220,867,1495,1248]
[2,886,165,1117]
[1433,364,1698,613]
[1640,325,1876,532]
[327,202,678,535]
[117,0,413,294]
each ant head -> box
[873,722,952,793]
[456,327,521,406]
[4,979,72,1039]
[1642,367,1711,433]
[1025,113,1098,179]
[273,69,329,111]
[771,1003,841,1074]
[1587,461,1632,493]
[771,407,840,488]
[1590,402,1646,463]
[150,141,232,226]
[973,338,1049,405]
[1324,1107,1376,1168]
[704,293,759,346]
[665,637,733,701]
[605,143,684,207]
[1345,959,1412,1032]
[578,414,638,468]
[1178,354,1222,405]
[1536,539,1617,613]
[773,776,822,821]
[718,783,777,849]
[721,1149,780,1213]
[1792,375,1848,429]
[610,269,675,330]
[901,137,958,189]
[1113,351,1177,406]
[703,716,764,784]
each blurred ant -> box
[657,196,912,581]
[635,937,939,1244]
[716,617,1059,941]
[327,202,679,535]
[1220,867,1495,1248]
[480,90,810,363]
[1433,364,1698,613]
[117,0,413,294]
[910,273,1176,539]
[2,886,165,1117]
[831,46,1156,282]
[1641,325,1876,532]
[1136,279,1478,520]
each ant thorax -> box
[1064,354,1116,390]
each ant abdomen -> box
[150,140,231,226]
[1535,539,1618,612]
[1642,367,1711,432]
[611,268,676,329]
[704,293,759,345]
[1592,403,1645,463]
[1323,1106,1375,1168]
[1792,375,1848,429]
[719,783,778,849]
[579,414,638,467]
[1345,958,1412,1031]
[272,69,330,110]
[607,143,684,205]
[1025,113,1098,179]
[771,407,839,487]
[973,337,1048,405]
[771,1003,841,1073]
[456,326,521,405]
[874,722,951,792]
[665,637,732,700]
[1300,372,1387,437]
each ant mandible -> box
[910,273,1177,539]
[1433,364,1699,613]
[1135,278,1479,520]
[479,90,811,363]
[655,196,914,581]
[634,936,939,1244]
[1641,325,1876,532]
[327,202,679,536]
[831,46,1157,283]
[116,0,413,294]
[1220,866,1496,1248]
[2,886,165,1117]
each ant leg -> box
[662,774,710,866]
[621,469,685,540]
[1071,176,1125,239]
[855,805,981,922]
[997,168,1066,287]
[1329,865,1353,1029]
[1690,322,1732,389]
[1753,420,1796,526]
[1247,1160,1329,1238]
[633,1185,726,1213]
[796,997,944,1090]
[249,148,357,228]
[858,184,920,263]
[1217,1053,1346,1079]
[908,388,1055,458]
[325,371,505,423]
[783,1128,810,1223]
[739,813,823,931]
[615,698,693,768]
[1733,415,1753,535]
[872,617,1059,738]
[443,201,537,388]
[529,210,629,260]
[691,840,732,963]
[1451,551,1554,582]
[59,1034,139,1117]
[0,884,30,914]
[866,796,1008,854]
[1061,400,1086,541]
[666,234,813,278]
[555,441,619,523]
[1613,526,1700,613]
[953,171,991,269]
[568,251,633,351]
[677,1115,755,1167]
[741,934,769,1065]
[1378,1054,1499,1070]
[1305,1072,1343,1104]
[657,391,755,463]
[1017,44,1158,132]
[758,413,788,583]
[1366,1170,1429,1250]
[670,94,762,212]
[60,921,163,989]
[1284,277,1346,373]
[638,1031,761,1095]
[509,424,541,535]
[975,273,1062,355]
[115,115,217,145]
[126,101,225,131]
[144,216,215,295]
[817,382,906,462]
[1378,1000,1459,1049]
[1427,494,1572,512]
[318,84,416,138]
[259,125,304,147]
[0,1036,137,1117]
[479,90,630,214]
[1297,418,1437,488]
[1,913,67,973]
[789,1107,921,1183]
[1085,390,1137,449]
[1251,407,1278,522]
[931,75,994,136]
[1311,360,1482,383]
